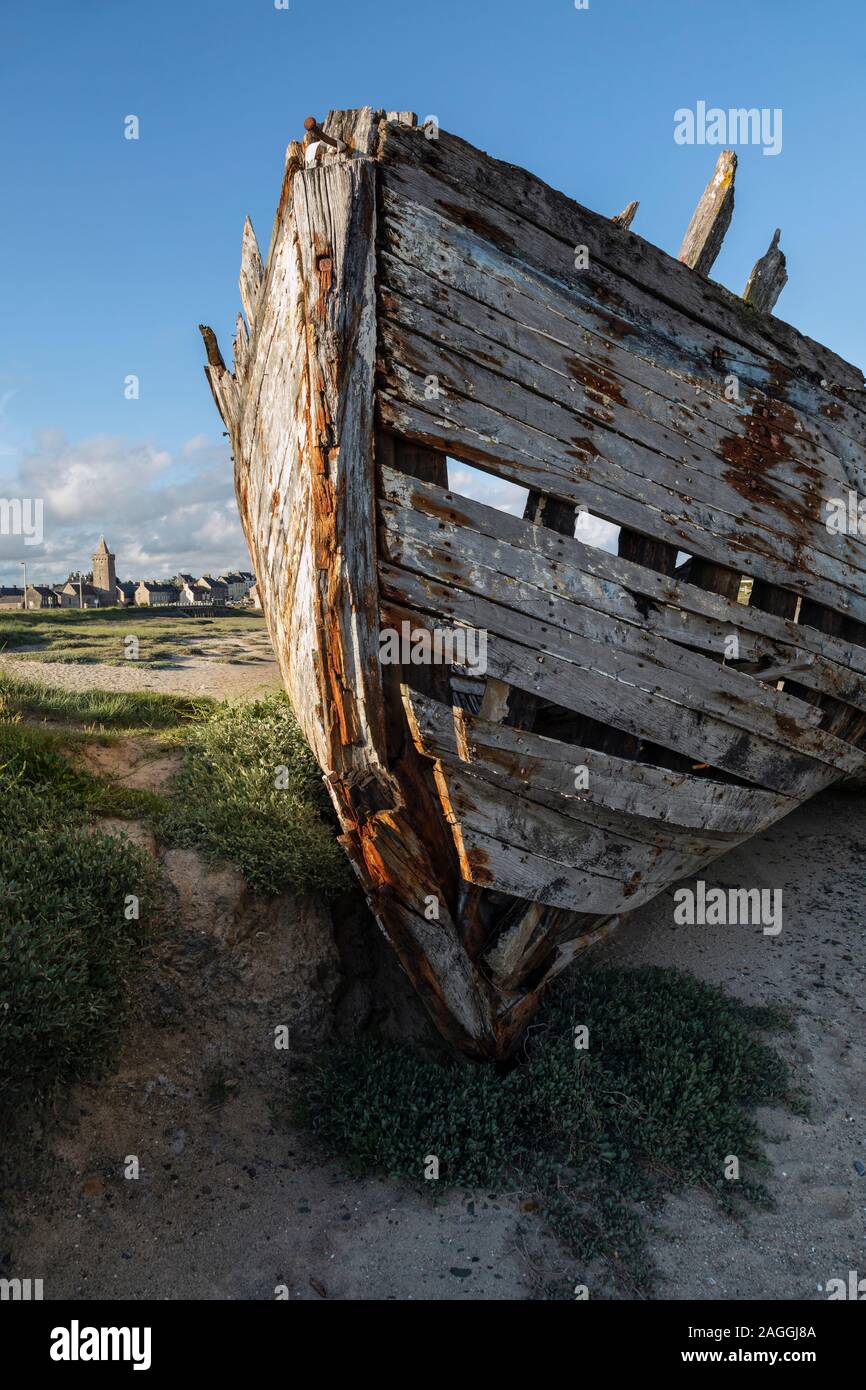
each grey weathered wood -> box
[377,300,866,597]
[403,688,795,835]
[379,505,829,736]
[378,254,860,526]
[377,550,863,780]
[678,150,737,275]
[612,200,639,230]
[378,192,866,479]
[744,229,788,313]
[232,312,249,386]
[434,761,718,904]
[238,216,264,331]
[379,466,866,704]
[377,368,866,626]
[379,581,863,792]
[378,120,866,403]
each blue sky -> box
[1,0,863,583]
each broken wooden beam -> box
[678,149,737,275]
[612,200,639,231]
[238,217,263,330]
[743,229,788,314]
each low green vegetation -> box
[1,684,346,1119]
[161,692,350,896]
[0,670,213,732]
[0,607,267,667]
[0,719,159,1116]
[302,966,798,1294]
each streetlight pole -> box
[20,560,26,610]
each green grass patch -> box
[0,670,213,731]
[301,966,798,1295]
[0,719,160,1116]
[160,692,350,897]
[0,607,268,666]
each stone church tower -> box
[92,537,117,603]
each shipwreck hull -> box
[201,108,866,1057]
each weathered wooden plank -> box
[435,762,724,898]
[378,539,863,777]
[443,822,638,913]
[232,312,249,386]
[612,200,640,231]
[672,153,746,607]
[379,587,864,793]
[379,492,825,696]
[678,150,737,275]
[743,229,788,314]
[374,431,462,921]
[292,160,387,774]
[402,688,796,835]
[379,465,866,704]
[379,193,866,484]
[379,504,830,735]
[239,216,264,331]
[434,779,668,915]
[378,372,866,627]
[376,309,866,604]
[378,122,866,410]
[378,249,859,532]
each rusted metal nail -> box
[303,116,347,153]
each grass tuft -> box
[301,966,797,1293]
[0,670,213,731]
[160,692,350,896]
[0,719,159,1115]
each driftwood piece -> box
[678,150,738,276]
[744,229,788,314]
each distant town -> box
[0,538,260,611]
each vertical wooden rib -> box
[674,152,747,612]
[608,195,680,759]
[376,430,459,898]
[743,230,788,314]
[735,225,859,740]
[678,150,737,275]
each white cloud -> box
[0,430,252,585]
[182,433,210,457]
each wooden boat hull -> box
[201,109,866,1057]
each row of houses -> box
[133,571,257,607]
[0,573,258,611]
[1,535,258,611]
